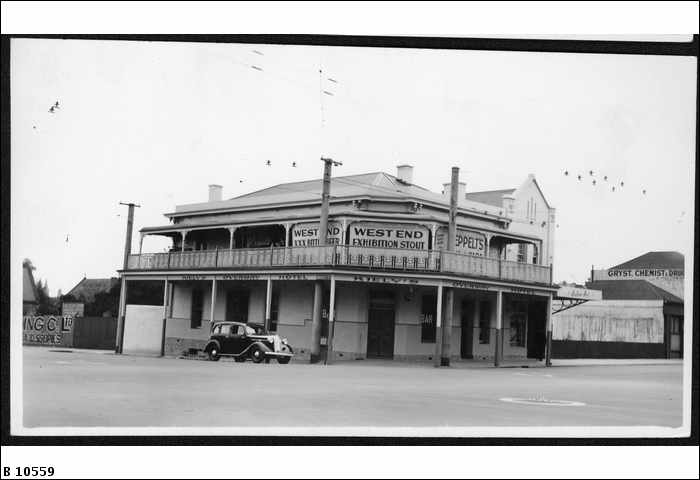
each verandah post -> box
[494,290,503,367]
[545,293,553,367]
[433,283,443,368]
[160,278,169,357]
[325,275,337,365]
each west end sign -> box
[291,221,342,246]
[348,222,429,250]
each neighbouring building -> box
[117,166,560,365]
[22,260,39,315]
[62,277,120,317]
[552,251,685,359]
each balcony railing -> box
[126,245,552,285]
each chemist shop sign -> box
[23,315,74,346]
[435,227,486,256]
[291,222,342,246]
[348,222,429,250]
[593,268,684,281]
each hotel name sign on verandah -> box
[592,268,684,281]
[133,271,553,295]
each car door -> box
[227,324,249,355]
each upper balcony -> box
[125,245,552,286]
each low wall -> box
[122,305,164,356]
[552,340,666,359]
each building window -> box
[517,243,527,263]
[479,300,491,344]
[269,292,280,332]
[191,288,204,329]
[420,294,436,343]
[509,313,526,347]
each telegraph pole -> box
[310,157,342,363]
[441,167,459,367]
[120,202,140,269]
[116,201,140,354]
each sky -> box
[11,38,696,294]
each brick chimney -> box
[442,181,466,201]
[208,184,223,202]
[396,164,414,184]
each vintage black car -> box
[204,321,294,364]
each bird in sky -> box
[54,101,60,108]
[65,234,69,242]
[612,186,616,192]
[239,179,244,183]
[592,180,596,185]
[564,170,568,176]
[603,175,608,181]
[49,106,56,113]
[266,160,271,166]
[620,181,624,187]
[589,170,594,176]
[292,162,297,167]
[577,175,582,181]
[642,189,647,195]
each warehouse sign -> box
[23,315,73,346]
[291,222,342,246]
[592,268,684,281]
[435,227,486,256]
[348,222,429,250]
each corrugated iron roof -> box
[585,279,683,303]
[611,251,684,270]
[171,171,507,218]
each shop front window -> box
[269,292,280,332]
[420,294,436,343]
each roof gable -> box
[23,264,38,304]
[611,251,684,270]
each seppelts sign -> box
[435,227,486,256]
[23,315,74,346]
[348,222,429,250]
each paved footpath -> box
[22,347,684,429]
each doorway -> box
[367,290,396,359]
[225,289,250,323]
[668,316,683,358]
[460,299,474,359]
[526,299,546,360]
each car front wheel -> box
[208,347,221,362]
[251,346,265,364]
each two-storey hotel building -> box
[116,165,558,365]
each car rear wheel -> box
[277,356,291,364]
[208,347,221,362]
[251,346,265,364]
